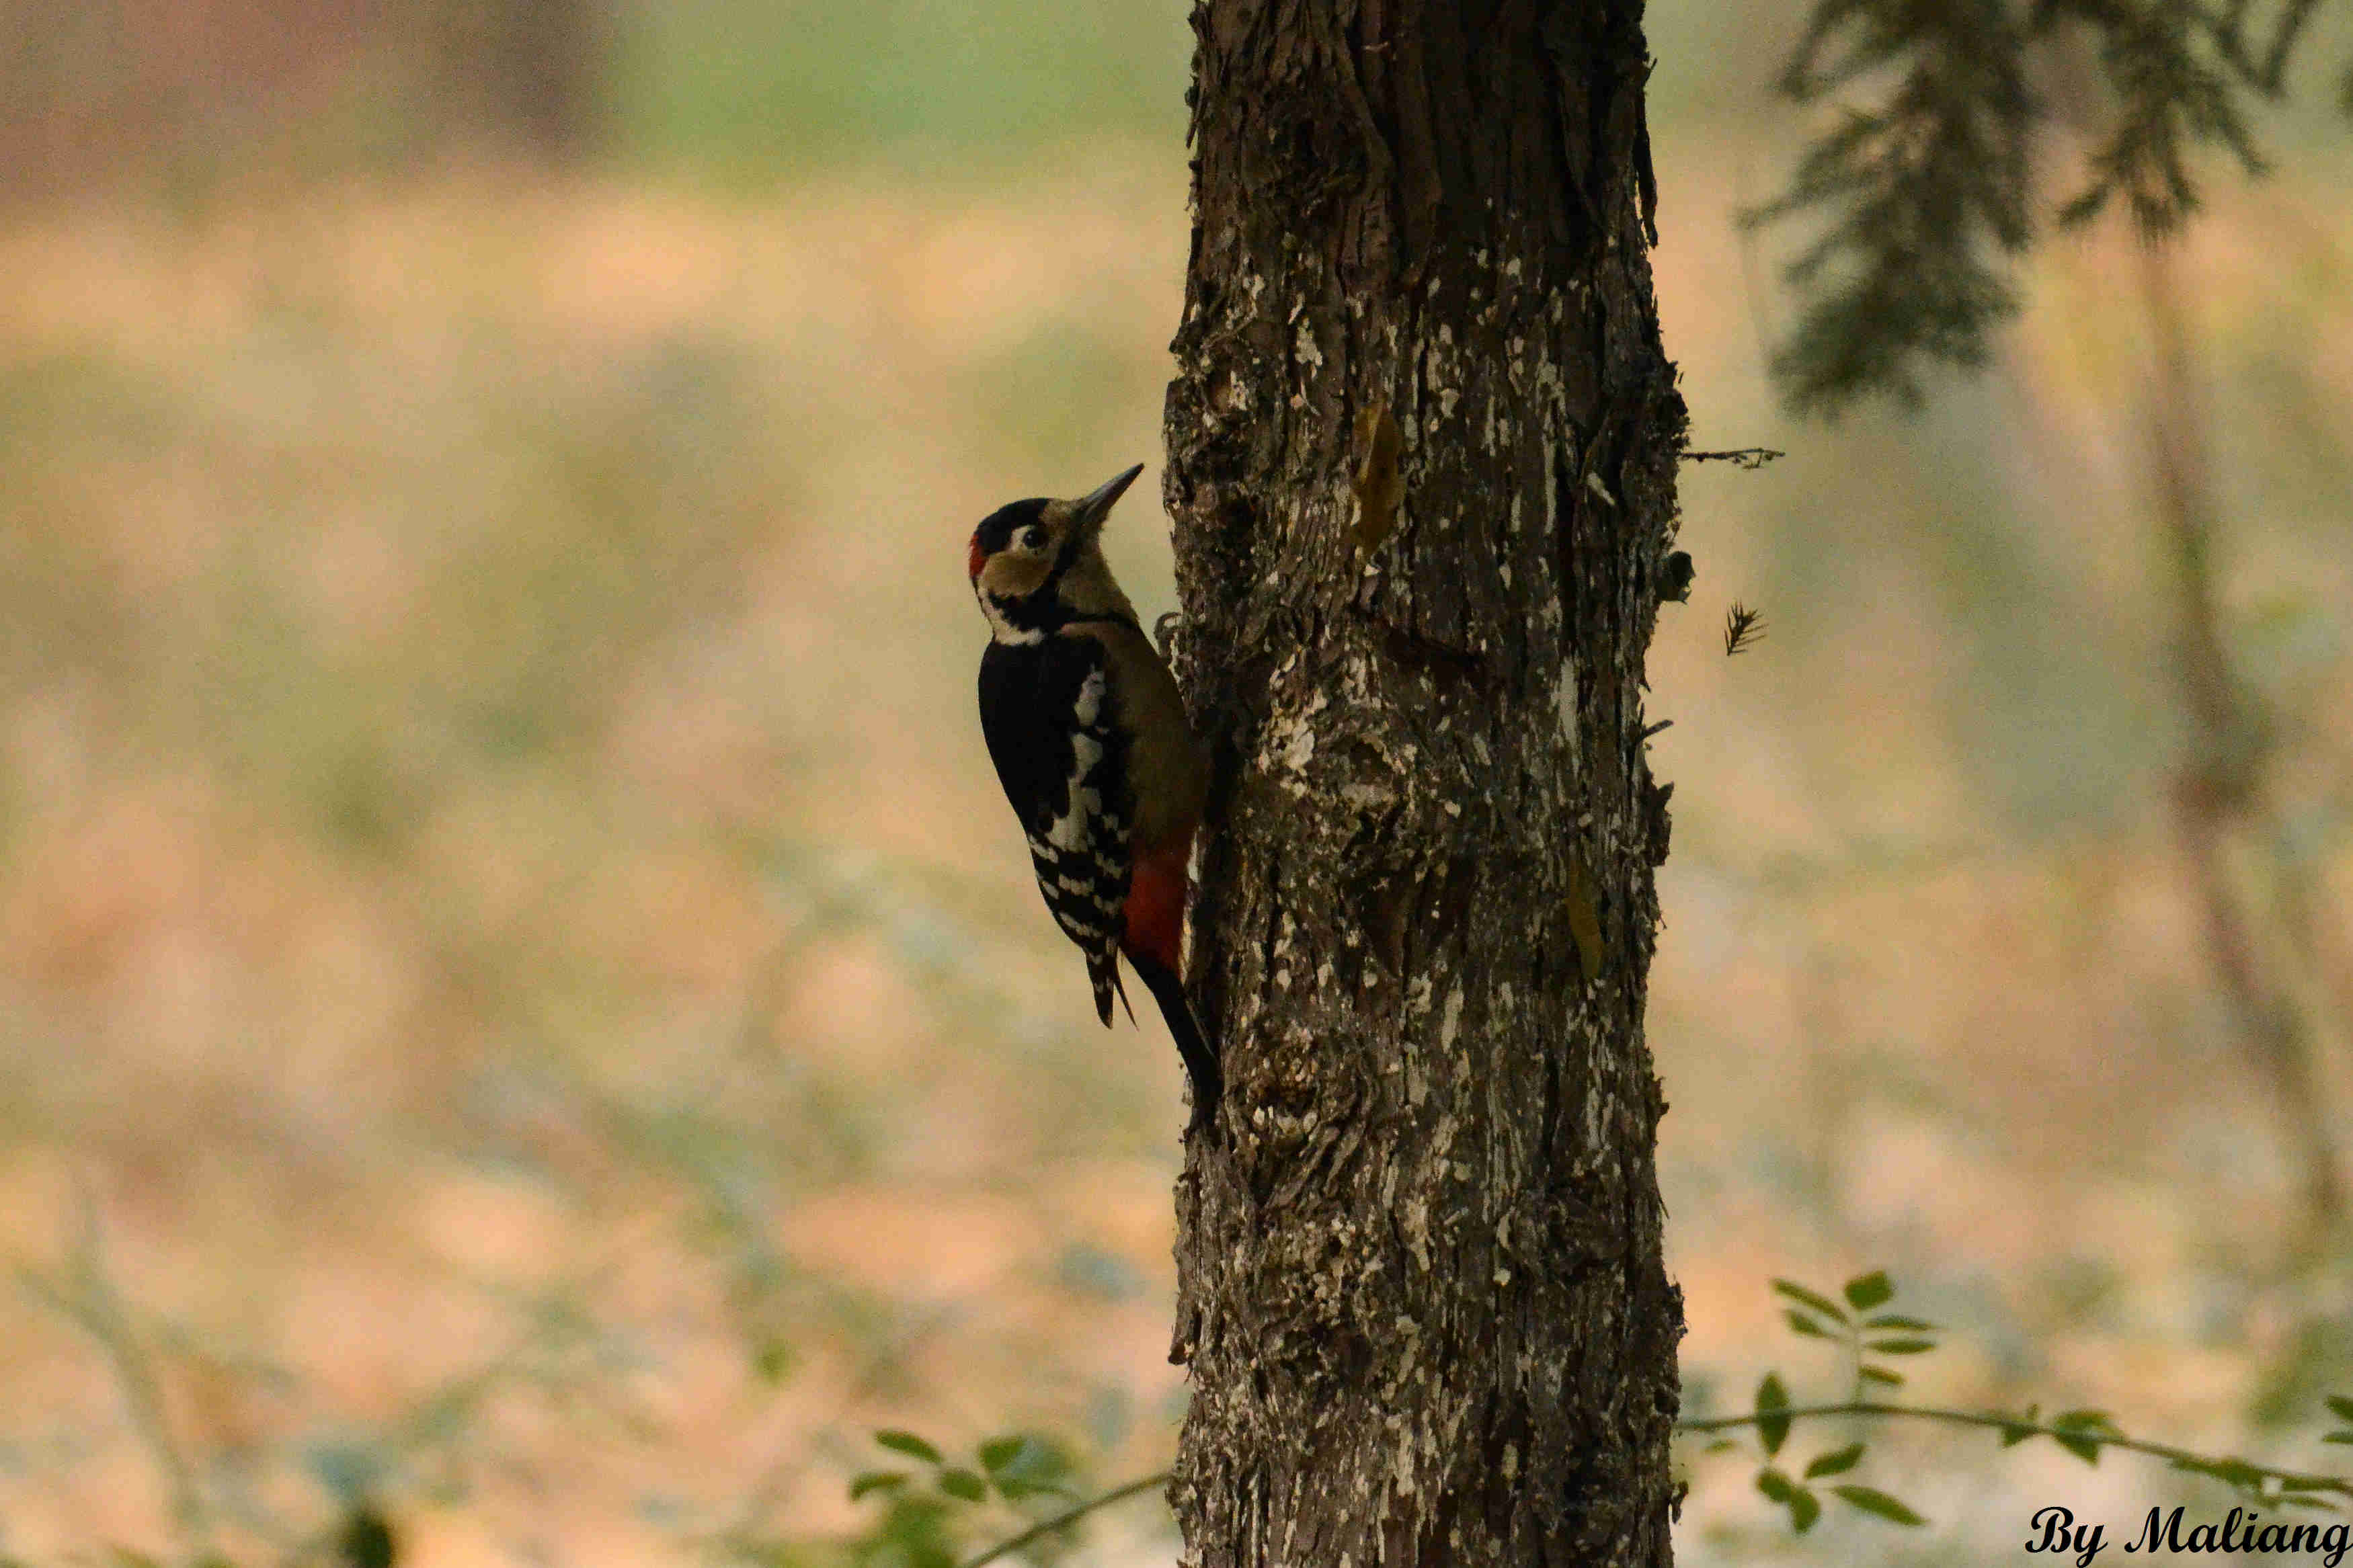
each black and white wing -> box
[978,636,1133,1022]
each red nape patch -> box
[1121,843,1191,975]
[967,533,986,580]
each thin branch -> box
[958,1471,1171,1568]
[1677,1402,2353,1503]
[1682,447,1786,468]
[2139,236,2343,1237]
[19,1186,214,1551]
[2270,804,2353,1063]
[955,1389,2353,1568]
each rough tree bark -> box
[1160,2,1688,1564]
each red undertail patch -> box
[1121,839,1191,977]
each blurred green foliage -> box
[611,0,1191,177]
[0,0,1191,202]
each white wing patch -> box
[1024,660,1129,973]
[1045,671,1112,853]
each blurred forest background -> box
[1,1,2351,1563]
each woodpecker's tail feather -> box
[1125,952,1222,1134]
[1087,949,1135,1028]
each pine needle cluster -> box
[1758,0,2342,414]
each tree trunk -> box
[1161,3,1687,1564]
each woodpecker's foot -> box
[1153,610,1182,661]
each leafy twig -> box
[1681,1401,2353,1505]
[1757,0,2322,409]
[900,1270,2353,1563]
[1706,1272,2353,1535]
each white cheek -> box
[980,593,1044,644]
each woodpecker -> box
[968,464,1220,1134]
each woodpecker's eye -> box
[1020,526,1048,551]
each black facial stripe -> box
[983,595,1142,638]
[973,497,1051,560]
[1049,520,1086,580]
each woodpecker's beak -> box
[1070,464,1145,542]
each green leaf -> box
[2050,1411,2112,1466]
[2202,1458,2265,1490]
[1705,1438,1739,1453]
[984,1432,1076,1499]
[2323,1433,2353,1446]
[1864,1337,1938,1356]
[1806,1443,1866,1478]
[1756,1373,1792,1456]
[997,1477,1079,1502]
[938,1468,988,1503]
[873,1496,957,1568]
[753,1339,795,1385]
[1843,1272,1895,1311]
[1860,1366,1904,1388]
[875,1430,943,1464]
[1784,1310,1834,1339]
[2052,1419,2127,1457]
[2327,1395,2353,1425]
[850,1471,911,1501]
[1998,1403,2048,1446]
[1758,1467,1821,1532]
[1834,1485,1926,1526]
[1772,1280,1850,1325]
[1863,1314,1937,1331]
